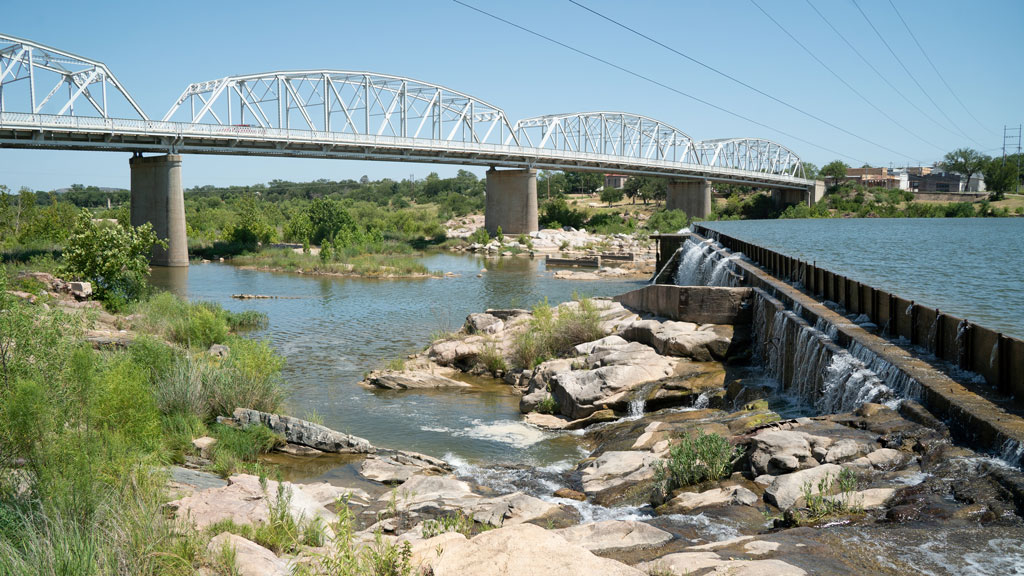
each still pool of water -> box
[702,218,1024,340]
[151,252,644,466]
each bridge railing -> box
[0,112,814,187]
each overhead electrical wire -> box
[452,0,870,166]
[803,0,959,142]
[849,0,985,148]
[569,0,937,155]
[749,0,932,162]
[885,0,994,137]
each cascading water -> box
[674,238,740,287]
[818,352,894,413]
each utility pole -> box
[1003,124,1022,192]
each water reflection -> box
[151,254,644,466]
[148,266,188,298]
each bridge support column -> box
[807,180,825,205]
[485,168,537,235]
[666,179,712,218]
[130,154,188,267]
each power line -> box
[803,0,959,144]
[749,0,927,162]
[849,0,985,148]
[451,0,869,167]
[569,0,939,155]
[886,0,995,137]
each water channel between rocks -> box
[151,252,644,469]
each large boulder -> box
[466,313,504,335]
[428,337,485,366]
[619,319,737,361]
[763,463,845,510]
[232,408,374,453]
[548,341,675,419]
[426,523,645,576]
[748,429,833,476]
[555,520,673,553]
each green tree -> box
[226,191,275,247]
[819,160,849,183]
[801,162,820,180]
[307,197,356,245]
[599,186,624,206]
[60,210,164,309]
[624,176,665,205]
[940,148,989,192]
[983,158,1019,200]
[564,171,603,195]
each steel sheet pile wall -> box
[693,224,1024,402]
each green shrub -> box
[478,343,508,376]
[93,356,162,451]
[155,355,220,418]
[225,310,269,331]
[535,394,560,415]
[171,304,229,349]
[129,334,180,385]
[205,337,285,418]
[59,210,164,310]
[801,468,861,519]
[655,429,743,496]
[644,208,688,233]
[468,228,490,245]
[510,297,604,370]
[422,511,475,539]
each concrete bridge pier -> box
[130,153,188,266]
[771,180,826,209]
[485,168,538,235]
[666,179,712,218]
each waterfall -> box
[818,352,893,413]
[626,381,658,420]
[752,292,918,413]
[1000,439,1023,468]
[848,341,922,400]
[693,391,711,410]
[674,238,739,287]
[708,254,741,287]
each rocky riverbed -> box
[169,297,1024,574]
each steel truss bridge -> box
[0,33,813,190]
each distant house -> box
[909,172,961,193]
[843,167,905,190]
[604,174,629,189]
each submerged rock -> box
[363,370,471,390]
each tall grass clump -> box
[511,297,605,369]
[655,429,744,496]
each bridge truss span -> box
[0,33,148,120]
[512,112,697,165]
[162,71,519,147]
[694,137,806,179]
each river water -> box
[151,253,644,467]
[701,218,1024,340]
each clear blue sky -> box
[3,0,1021,191]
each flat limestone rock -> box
[640,552,807,576]
[364,370,471,390]
[208,533,290,576]
[555,520,673,553]
[580,451,659,495]
[383,475,476,506]
[427,523,645,576]
[233,408,374,454]
[169,474,351,530]
[660,485,759,514]
[359,450,452,484]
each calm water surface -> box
[703,218,1024,340]
[152,253,644,467]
